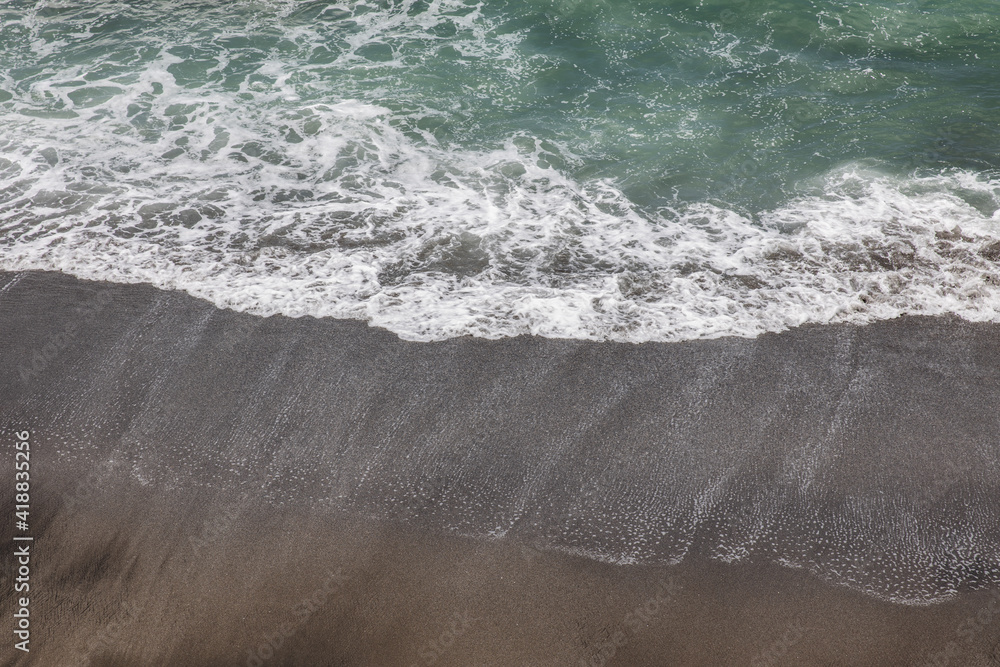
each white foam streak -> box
[1,5,999,342]
[3,137,1000,342]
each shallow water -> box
[5,271,1000,607]
[1,0,999,340]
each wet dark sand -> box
[1,270,1000,666]
[7,487,1000,667]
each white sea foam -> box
[3,77,1000,343]
[1,1,999,342]
[3,118,999,343]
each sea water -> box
[1,0,999,341]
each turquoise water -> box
[1,0,999,340]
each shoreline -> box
[2,269,1000,664]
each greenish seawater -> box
[1,0,999,340]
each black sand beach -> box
[2,270,1000,666]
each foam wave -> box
[3,128,1000,342]
[1,0,999,342]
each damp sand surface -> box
[1,271,999,665]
